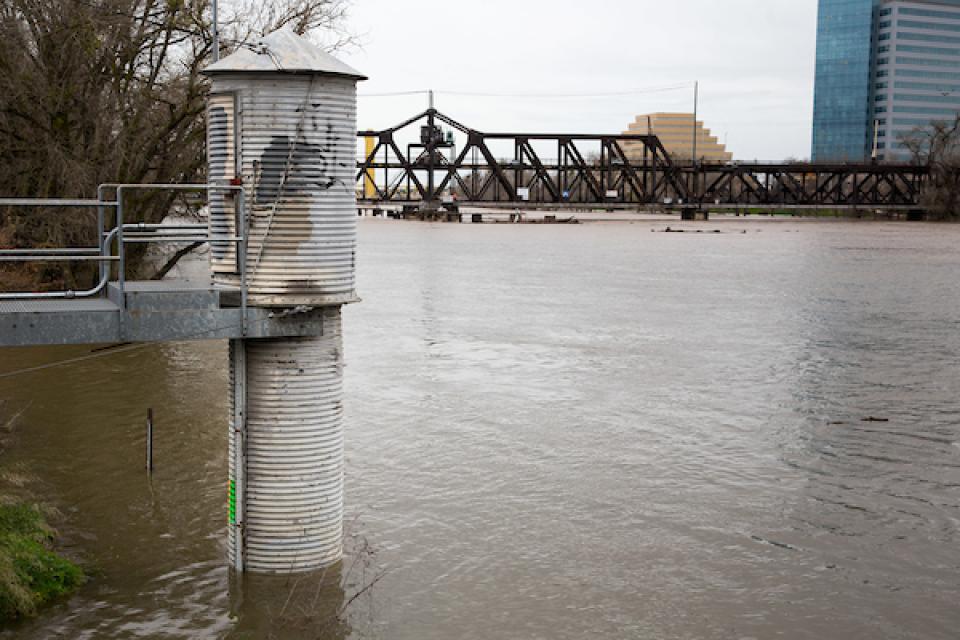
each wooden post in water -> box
[146,408,154,473]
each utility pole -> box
[427,91,436,209]
[692,81,699,166]
[212,0,220,62]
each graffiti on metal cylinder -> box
[253,112,351,205]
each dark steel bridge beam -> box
[355,110,930,208]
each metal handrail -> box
[0,183,249,334]
[0,227,119,300]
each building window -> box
[900,6,960,20]
[895,80,960,91]
[899,19,960,32]
[875,94,887,101]
[880,7,893,16]
[876,106,888,113]
[878,70,889,77]
[876,82,889,89]
[896,56,960,67]
[897,43,960,55]
[879,33,892,41]
[893,105,956,114]
[893,117,937,126]
[896,68,960,80]
[899,32,960,45]
[893,92,960,103]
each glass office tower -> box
[812,0,879,162]
[813,0,960,161]
[875,0,960,160]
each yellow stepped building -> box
[623,113,732,163]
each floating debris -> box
[861,416,890,423]
[750,535,799,551]
[493,217,580,225]
[662,227,722,233]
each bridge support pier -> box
[681,207,709,221]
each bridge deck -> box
[0,281,327,347]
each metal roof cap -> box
[203,27,367,79]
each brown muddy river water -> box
[1,218,958,639]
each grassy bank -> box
[0,502,83,621]
[0,405,83,623]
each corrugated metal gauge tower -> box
[204,27,366,574]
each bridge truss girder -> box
[693,164,925,207]
[356,110,928,208]
[357,109,686,206]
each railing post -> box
[97,185,106,293]
[116,187,126,340]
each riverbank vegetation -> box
[0,0,354,291]
[900,115,960,221]
[0,405,83,623]
[0,502,83,621]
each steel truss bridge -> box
[356,109,928,210]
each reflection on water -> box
[227,570,349,640]
[0,218,958,639]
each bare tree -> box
[0,0,353,289]
[899,116,960,220]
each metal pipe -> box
[98,183,243,192]
[121,238,212,244]
[98,185,108,290]
[0,228,118,300]
[0,198,112,207]
[0,256,119,262]
[116,188,126,317]
[124,224,209,230]
[238,189,248,337]
[0,248,100,255]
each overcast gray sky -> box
[335,0,818,161]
